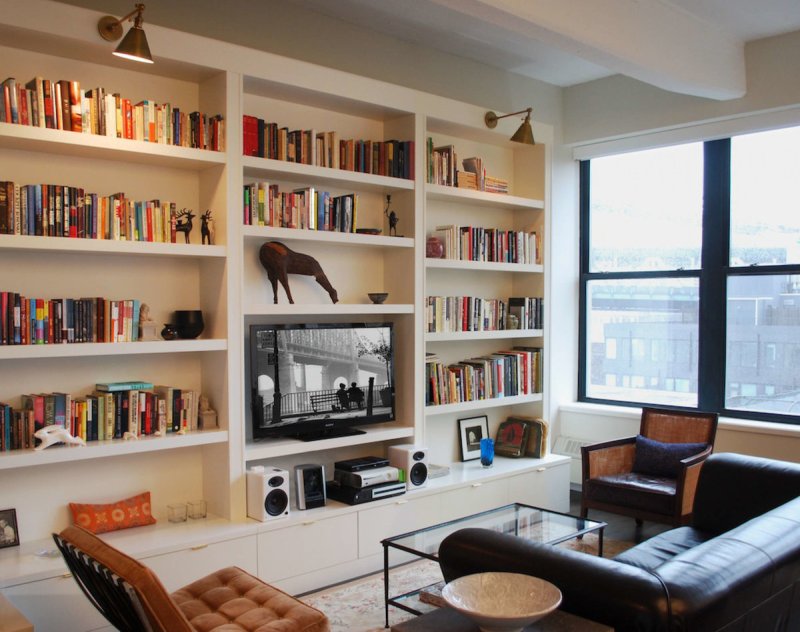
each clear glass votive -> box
[480,437,495,468]
[188,499,207,519]
[167,503,188,523]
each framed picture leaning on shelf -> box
[495,418,530,458]
[458,415,489,461]
[0,508,19,549]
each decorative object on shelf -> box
[0,508,19,549]
[484,107,536,145]
[458,415,489,461]
[356,228,382,235]
[199,395,218,429]
[441,572,562,631]
[188,499,207,519]
[495,418,531,458]
[201,210,215,245]
[507,314,519,330]
[175,209,196,244]
[123,431,139,441]
[258,241,339,304]
[384,194,399,236]
[174,310,204,339]
[138,303,159,341]
[69,491,156,534]
[160,323,178,340]
[426,235,444,258]
[97,3,153,64]
[33,425,86,451]
[367,292,388,304]
[167,502,188,523]
[480,437,495,468]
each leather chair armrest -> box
[581,437,636,481]
[676,446,713,518]
[439,528,669,632]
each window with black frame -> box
[579,125,800,424]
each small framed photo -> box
[0,508,19,549]
[458,415,489,461]
[495,418,531,458]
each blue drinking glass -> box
[480,437,494,468]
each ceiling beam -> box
[430,0,747,100]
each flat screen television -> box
[250,323,395,441]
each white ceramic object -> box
[442,572,562,632]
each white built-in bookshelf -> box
[0,1,561,618]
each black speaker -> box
[246,466,290,521]
[295,463,326,509]
[388,444,429,489]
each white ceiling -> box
[291,0,800,100]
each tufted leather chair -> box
[581,407,718,526]
[53,525,329,632]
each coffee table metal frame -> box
[380,502,607,628]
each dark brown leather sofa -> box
[439,453,800,631]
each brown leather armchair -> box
[581,407,718,526]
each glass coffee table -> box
[381,503,606,628]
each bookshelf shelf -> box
[245,422,413,461]
[0,234,226,258]
[242,225,413,249]
[425,259,543,273]
[0,122,226,170]
[425,329,542,342]
[425,183,543,210]
[243,156,415,193]
[243,303,414,317]
[0,429,229,471]
[424,393,543,417]
[0,339,227,360]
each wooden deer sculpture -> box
[200,210,215,245]
[175,209,195,244]
[259,241,338,304]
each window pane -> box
[586,278,699,406]
[731,126,800,266]
[726,274,800,415]
[589,144,704,272]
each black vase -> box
[174,310,204,339]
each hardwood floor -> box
[570,490,672,544]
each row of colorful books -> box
[242,115,414,179]
[0,294,141,345]
[424,346,542,406]
[0,381,202,452]
[0,180,187,242]
[508,296,544,331]
[243,183,358,232]
[426,139,510,193]
[426,296,508,333]
[430,224,540,265]
[1,77,224,151]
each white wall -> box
[553,29,800,475]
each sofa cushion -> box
[632,435,707,478]
[614,526,712,570]
[586,473,676,516]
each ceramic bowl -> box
[441,572,562,632]
[174,310,205,339]
[368,292,389,304]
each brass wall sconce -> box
[97,3,153,64]
[484,107,535,145]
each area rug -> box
[302,533,630,632]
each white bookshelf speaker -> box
[247,466,290,521]
[388,444,429,489]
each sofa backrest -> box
[692,452,800,534]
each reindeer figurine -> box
[259,241,338,304]
[175,208,195,244]
[200,210,215,245]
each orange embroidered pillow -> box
[69,491,156,534]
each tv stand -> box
[296,427,367,442]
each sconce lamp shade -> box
[97,3,153,64]
[484,107,535,145]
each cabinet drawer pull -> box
[471,482,483,488]
[302,520,316,526]
[536,467,547,472]
[395,499,408,505]
[191,544,209,551]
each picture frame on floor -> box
[458,415,489,461]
